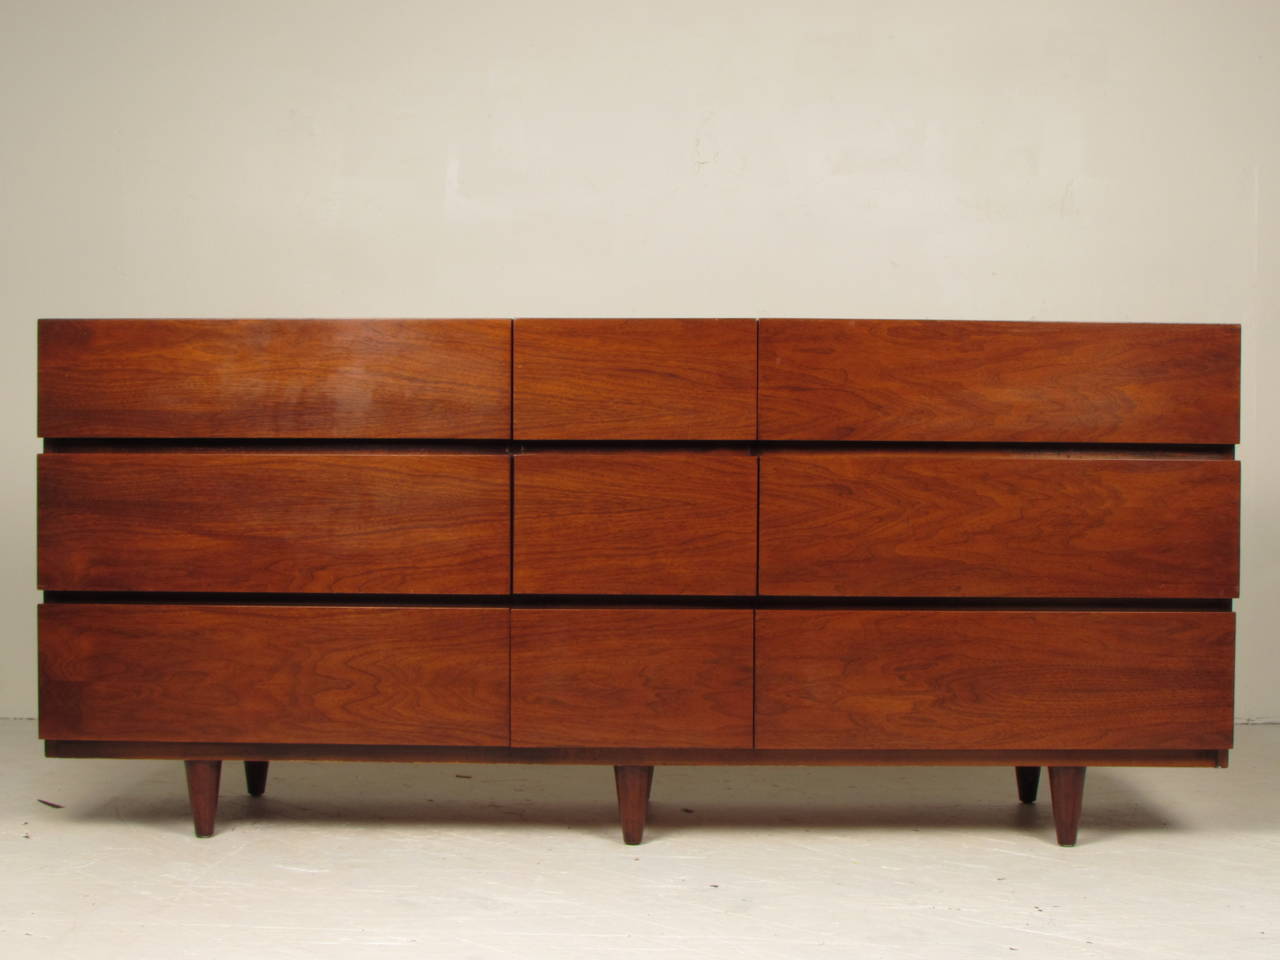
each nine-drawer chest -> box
[37,317,1241,845]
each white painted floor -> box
[2,720,1277,959]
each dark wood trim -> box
[754,442,1237,460]
[40,592,1235,612]
[43,439,512,454]
[43,438,1239,460]
[46,741,1226,767]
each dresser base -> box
[47,742,1228,846]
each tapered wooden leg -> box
[614,765,654,845]
[1048,766,1086,846]
[1015,765,1041,804]
[184,760,222,838]
[244,760,269,797]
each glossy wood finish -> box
[184,760,221,838]
[514,453,757,595]
[1015,766,1040,804]
[1049,766,1087,846]
[34,316,1241,845]
[244,761,269,797]
[511,609,753,748]
[759,454,1239,598]
[514,318,756,439]
[38,453,510,593]
[38,318,511,438]
[39,605,510,745]
[759,319,1241,443]
[755,610,1235,750]
[614,765,654,845]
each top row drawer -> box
[39,318,1240,443]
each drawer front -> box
[756,610,1235,750]
[514,453,757,595]
[511,608,753,748]
[39,318,511,439]
[759,319,1240,443]
[39,453,510,593]
[514,318,756,439]
[759,454,1239,598]
[39,605,510,745]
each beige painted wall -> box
[1,1,1275,719]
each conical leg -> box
[1015,766,1040,804]
[614,765,654,845]
[184,760,222,838]
[244,761,269,797]
[1048,766,1086,846]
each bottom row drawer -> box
[39,606,512,747]
[39,605,1234,751]
[756,610,1233,751]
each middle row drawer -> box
[38,452,1239,597]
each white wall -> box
[2,0,1276,719]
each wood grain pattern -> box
[513,452,757,595]
[39,605,510,745]
[510,609,753,748]
[755,610,1235,750]
[759,454,1239,597]
[759,319,1241,443]
[38,453,510,593]
[38,318,511,438]
[513,318,756,439]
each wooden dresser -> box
[37,318,1240,846]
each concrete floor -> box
[2,720,1277,959]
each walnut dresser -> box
[37,318,1240,846]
